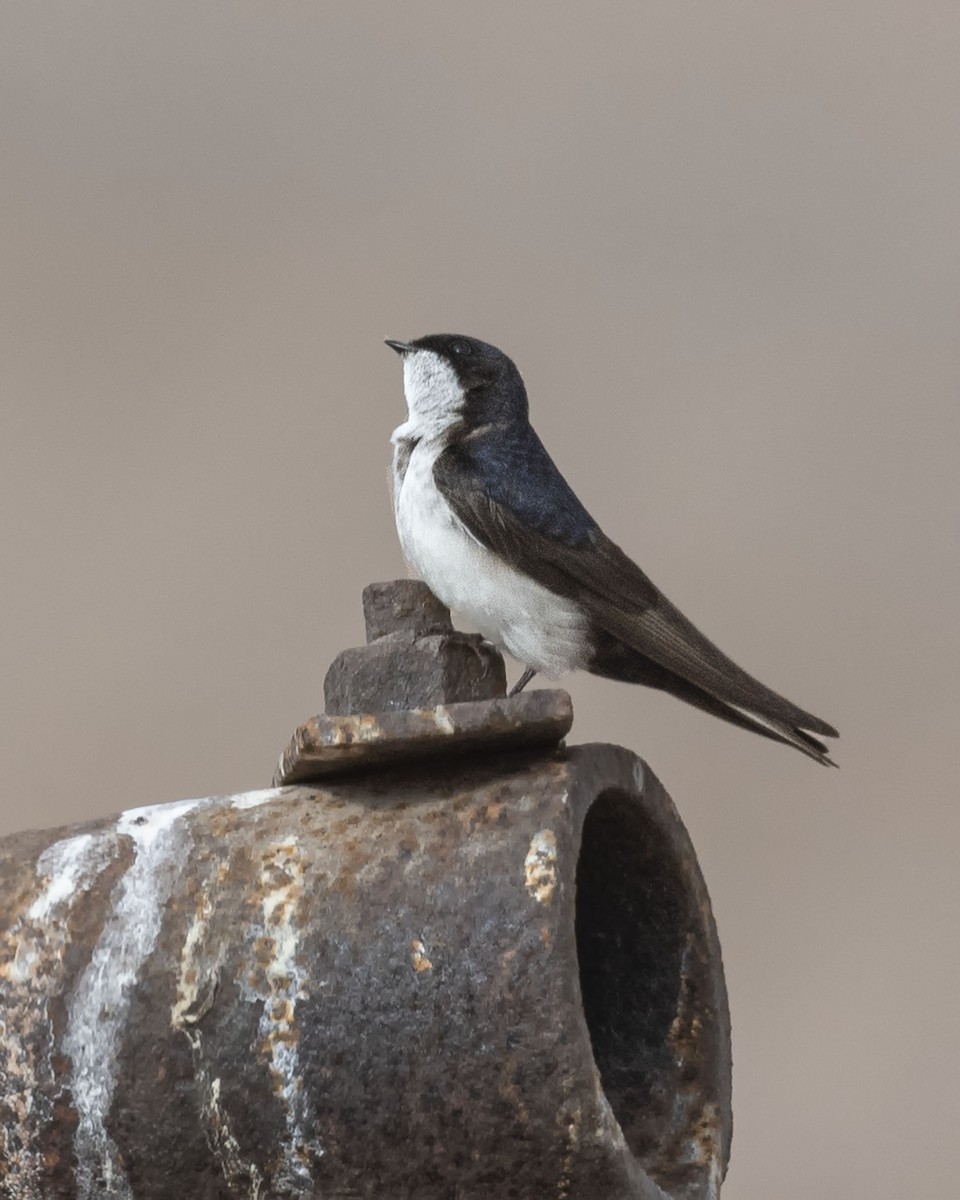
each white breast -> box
[391,434,590,678]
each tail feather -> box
[595,592,839,739]
[725,703,838,767]
[590,633,838,766]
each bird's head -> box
[385,333,527,429]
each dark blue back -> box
[459,423,599,548]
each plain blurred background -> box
[2,3,958,1195]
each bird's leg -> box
[509,667,537,696]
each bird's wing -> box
[433,428,838,739]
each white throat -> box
[393,349,465,441]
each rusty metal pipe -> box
[2,583,731,1197]
[0,745,729,1199]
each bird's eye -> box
[449,341,469,356]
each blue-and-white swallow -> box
[385,333,838,765]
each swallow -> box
[386,333,838,764]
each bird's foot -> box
[459,632,495,678]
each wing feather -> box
[433,433,838,740]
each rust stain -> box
[492,944,530,1127]
[682,1100,724,1195]
[171,873,221,1029]
[658,931,727,1193]
[238,838,323,1190]
[556,1096,583,1200]
[410,939,433,973]
[524,829,558,904]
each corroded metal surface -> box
[2,581,731,1196]
[324,580,507,716]
[324,631,508,716]
[0,747,730,1200]
[273,689,574,785]
[360,579,453,642]
[286,578,566,785]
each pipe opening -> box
[575,787,692,1167]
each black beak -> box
[385,339,414,355]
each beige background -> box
[2,3,958,1195]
